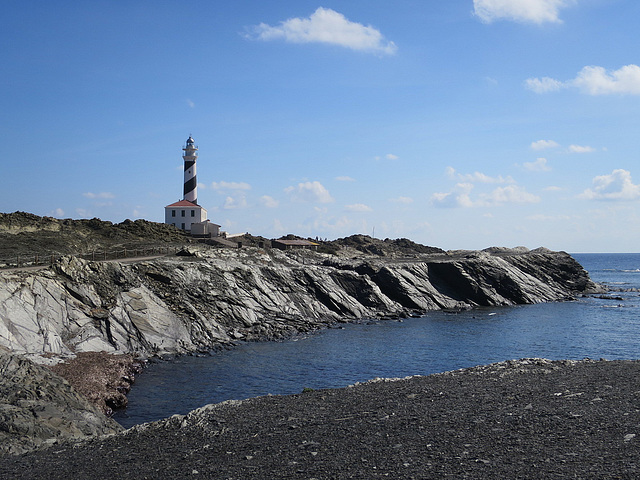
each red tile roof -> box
[165,200,200,208]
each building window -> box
[191,210,195,217]
[171,210,176,217]
[181,210,185,217]
[181,223,185,230]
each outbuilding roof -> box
[165,199,201,208]
[274,239,319,246]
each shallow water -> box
[113,253,640,428]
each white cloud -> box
[223,195,248,209]
[260,195,279,208]
[285,180,334,203]
[246,7,397,55]
[211,181,252,191]
[523,157,551,172]
[335,176,355,182]
[374,153,400,161]
[480,185,541,205]
[390,196,414,204]
[474,0,574,24]
[83,192,115,199]
[309,214,362,236]
[52,208,64,217]
[433,183,539,208]
[530,139,560,150]
[545,185,563,192]
[525,76,565,93]
[187,99,195,108]
[573,65,640,95]
[446,166,514,184]
[431,183,475,208]
[526,64,640,96]
[568,144,596,153]
[579,169,640,201]
[345,203,372,212]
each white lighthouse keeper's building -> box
[165,199,207,232]
[165,136,218,235]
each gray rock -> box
[0,248,600,358]
[0,351,123,455]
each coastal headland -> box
[0,212,615,470]
[0,213,599,363]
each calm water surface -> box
[114,253,640,427]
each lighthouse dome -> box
[186,136,195,145]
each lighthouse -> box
[183,136,198,204]
[164,135,219,236]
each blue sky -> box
[2,0,640,252]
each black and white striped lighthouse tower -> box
[183,136,198,204]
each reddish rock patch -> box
[49,352,145,415]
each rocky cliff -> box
[0,245,599,360]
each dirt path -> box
[1,254,167,273]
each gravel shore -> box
[1,358,639,479]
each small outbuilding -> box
[271,239,319,251]
[190,219,221,238]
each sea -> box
[113,253,640,428]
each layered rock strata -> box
[0,246,599,359]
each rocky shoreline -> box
[0,245,600,362]
[0,351,124,456]
[2,358,639,479]
[0,228,609,463]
